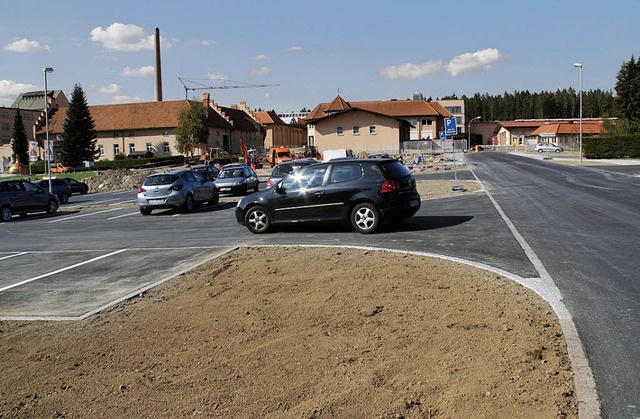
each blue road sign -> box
[439,131,446,140]
[445,117,457,135]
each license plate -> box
[220,187,231,191]
[148,199,164,204]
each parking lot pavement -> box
[0,247,235,320]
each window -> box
[353,126,360,135]
[162,130,170,137]
[98,145,104,156]
[113,144,120,155]
[163,142,170,153]
[129,132,135,138]
[113,133,120,138]
[146,142,153,152]
[337,126,344,135]
[0,123,9,131]
[329,163,362,184]
[369,125,377,135]
[129,143,135,153]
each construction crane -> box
[178,77,279,100]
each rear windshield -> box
[272,165,295,176]
[143,174,178,186]
[380,161,412,180]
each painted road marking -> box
[48,208,121,223]
[0,249,128,292]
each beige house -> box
[0,107,42,172]
[305,98,412,154]
[36,94,267,161]
[306,96,451,151]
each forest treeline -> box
[440,89,615,122]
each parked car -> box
[37,178,73,204]
[62,178,89,194]
[192,164,220,181]
[50,163,74,173]
[0,180,59,222]
[266,158,318,188]
[137,169,219,215]
[236,158,421,234]
[535,142,564,153]
[213,163,259,195]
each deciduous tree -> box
[175,101,209,155]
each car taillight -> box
[169,184,183,191]
[266,178,273,188]
[138,187,146,193]
[379,180,399,193]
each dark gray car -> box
[137,169,219,215]
[213,163,259,195]
[37,178,73,204]
[0,180,59,222]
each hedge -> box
[583,135,640,159]
[26,156,185,174]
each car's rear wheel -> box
[245,206,271,234]
[538,149,544,153]
[59,192,69,204]
[183,194,194,213]
[1,206,12,222]
[140,207,151,215]
[555,149,561,153]
[351,202,380,234]
[46,200,58,214]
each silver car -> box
[137,169,219,215]
[535,142,564,153]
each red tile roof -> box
[306,96,451,120]
[253,110,286,125]
[39,100,233,135]
[530,123,605,136]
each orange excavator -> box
[239,139,261,169]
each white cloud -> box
[207,72,228,80]
[379,60,442,80]
[100,83,121,94]
[445,48,503,77]
[252,54,268,60]
[201,39,216,46]
[120,66,154,77]
[4,38,50,53]
[264,92,271,99]
[286,46,302,52]
[90,23,170,52]
[251,66,270,75]
[112,95,145,104]
[0,80,37,106]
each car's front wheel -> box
[245,206,271,234]
[140,207,151,215]
[46,200,58,214]
[538,149,544,153]
[1,206,12,222]
[351,203,380,234]
[555,149,561,153]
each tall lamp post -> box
[573,63,583,164]
[467,116,481,151]
[43,67,54,192]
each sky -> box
[1,0,638,113]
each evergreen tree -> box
[175,101,209,155]
[62,84,97,166]
[614,55,640,120]
[11,108,29,165]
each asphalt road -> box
[1,153,639,418]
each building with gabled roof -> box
[36,98,236,161]
[306,95,451,144]
[11,90,69,111]
[248,108,306,150]
[305,97,414,155]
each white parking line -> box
[0,249,127,292]
[0,252,28,261]
[107,212,140,220]
[48,208,121,223]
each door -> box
[270,165,329,222]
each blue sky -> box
[1,0,638,113]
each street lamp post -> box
[43,67,54,193]
[467,116,481,151]
[573,63,583,164]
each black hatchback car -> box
[0,180,59,222]
[235,158,420,234]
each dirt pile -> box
[85,168,158,193]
